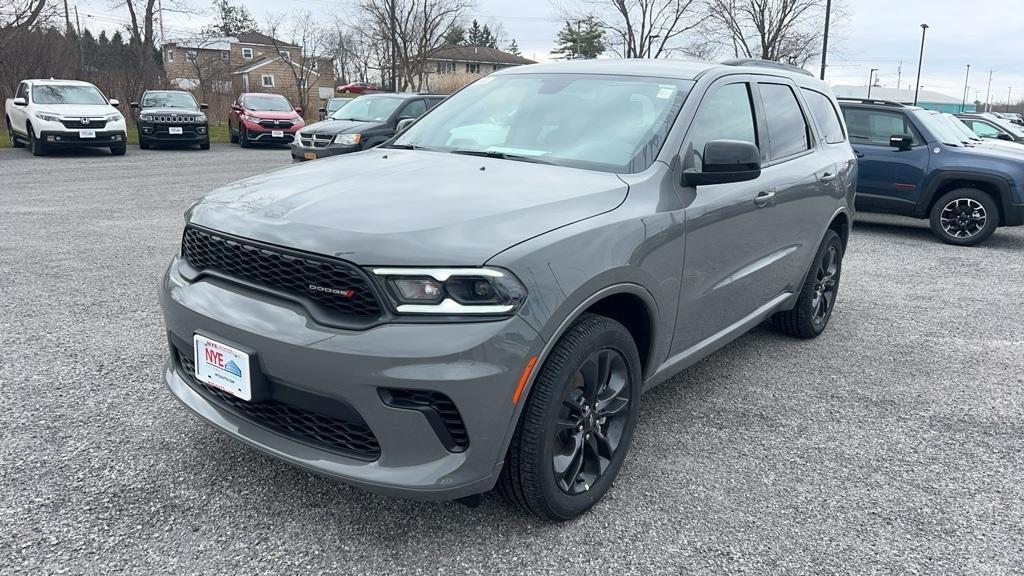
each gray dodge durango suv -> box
[160,59,856,521]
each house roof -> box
[164,36,235,51]
[831,85,961,104]
[236,31,297,47]
[426,44,534,66]
[232,56,321,76]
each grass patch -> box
[1,124,231,148]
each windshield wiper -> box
[379,143,438,151]
[449,149,555,165]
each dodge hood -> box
[188,149,628,266]
[300,119,379,135]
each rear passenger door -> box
[842,107,929,210]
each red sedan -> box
[336,82,377,94]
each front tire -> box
[772,229,843,339]
[229,128,239,144]
[110,144,126,156]
[498,313,642,521]
[27,123,45,156]
[929,188,998,246]
[239,125,250,148]
[139,137,151,150]
[199,138,210,150]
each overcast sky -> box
[79,0,1024,105]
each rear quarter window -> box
[801,89,846,144]
[758,83,811,161]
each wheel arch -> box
[827,210,851,251]
[920,172,1011,225]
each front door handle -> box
[854,150,864,158]
[818,171,836,182]
[754,190,776,207]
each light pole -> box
[1007,86,1013,113]
[867,68,878,98]
[819,0,832,80]
[913,23,929,106]
[985,70,993,112]
[961,64,971,113]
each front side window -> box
[686,82,757,171]
[969,120,1003,138]
[31,84,107,105]
[842,108,921,146]
[394,73,693,174]
[332,95,404,122]
[801,88,845,144]
[759,83,810,160]
[17,82,29,100]
[399,99,426,119]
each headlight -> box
[371,267,527,315]
[243,114,261,123]
[34,112,61,122]
[196,114,207,123]
[104,113,122,122]
[140,114,154,121]
[335,133,362,146]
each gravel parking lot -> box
[2,144,1022,575]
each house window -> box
[166,50,174,62]
[436,61,455,73]
[279,50,290,61]
[466,62,480,74]
[221,51,229,60]
[242,47,254,60]
[261,74,275,87]
[186,50,197,62]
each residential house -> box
[424,44,534,88]
[162,32,335,111]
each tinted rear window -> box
[759,83,810,160]
[801,89,845,144]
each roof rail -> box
[721,58,814,77]
[835,97,906,107]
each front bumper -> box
[159,258,543,500]
[290,140,359,160]
[242,122,301,144]
[39,130,126,147]
[140,123,209,144]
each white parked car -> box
[5,79,128,156]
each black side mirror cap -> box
[129,102,139,108]
[889,133,914,150]
[200,103,208,110]
[997,132,1014,141]
[683,139,762,186]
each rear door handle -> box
[754,190,776,207]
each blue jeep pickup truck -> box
[838,98,1024,246]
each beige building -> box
[424,44,534,89]
[162,32,334,113]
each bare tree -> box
[0,0,55,51]
[565,0,707,58]
[358,0,471,92]
[180,36,232,103]
[266,11,331,115]
[705,0,832,66]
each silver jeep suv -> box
[160,59,856,521]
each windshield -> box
[141,91,198,109]
[244,95,293,112]
[394,73,693,173]
[941,113,980,142]
[332,96,403,121]
[987,115,1024,138]
[32,84,107,105]
[913,109,962,146]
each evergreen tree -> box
[551,17,605,60]
[204,0,261,37]
[507,38,520,56]
[467,19,483,44]
[444,23,466,45]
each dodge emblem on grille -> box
[309,284,355,298]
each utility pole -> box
[1007,86,1013,113]
[986,70,994,112]
[389,0,397,92]
[819,0,832,80]
[896,60,902,90]
[913,23,929,106]
[867,68,878,98]
[961,64,970,113]
[62,0,72,35]
[157,0,165,45]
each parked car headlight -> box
[334,133,362,146]
[243,114,261,123]
[33,112,61,122]
[104,112,122,122]
[195,114,207,123]
[371,267,527,315]
[140,114,154,121]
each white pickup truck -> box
[5,79,128,156]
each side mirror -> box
[109,99,120,107]
[396,117,415,134]
[200,103,208,110]
[294,107,303,115]
[889,133,913,151]
[12,97,26,106]
[129,101,140,109]
[683,140,761,186]
[997,132,1014,141]
[231,105,242,112]
[318,107,326,113]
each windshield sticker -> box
[656,87,675,99]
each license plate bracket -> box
[192,333,266,401]
[169,126,183,135]
[80,129,96,139]
[304,152,317,160]
[272,130,284,138]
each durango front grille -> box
[177,351,381,460]
[180,226,383,326]
[380,389,469,451]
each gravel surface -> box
[1,144,1022,575]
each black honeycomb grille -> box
[178,352,381,460]
[180,226,382,324]
[381,389,468,452]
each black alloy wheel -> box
[772,229,843,338]
[811,242,839,329]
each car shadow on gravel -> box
[853,218,1024,250]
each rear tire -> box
[498,313,642,521]
[928,188,999,246]
[6,117,24,148]
[772,229,843,339]
[229,129,239,144]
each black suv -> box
[292,93,444,161]
[131,90,210,150]
[840,98,1024,245]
